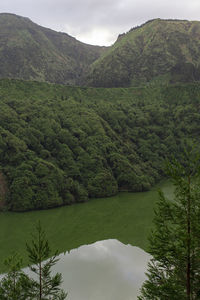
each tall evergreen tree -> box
[26,222,67,300]
[138,147,200,299]
[0,223,67,299]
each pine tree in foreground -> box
[138,147,200,300]
[0,222,67,299]
[26,222,67,300]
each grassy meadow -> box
[0,180,173,272]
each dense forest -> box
[0,79,199,211]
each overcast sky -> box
[0,0,200,46]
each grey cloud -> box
[0,0,200,45]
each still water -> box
[0,239,150,299]
[53,239,151,300]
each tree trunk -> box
[186,175,191,300]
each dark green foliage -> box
[0,13,105,86]
[88,169,118,197]
[170,63,200,84]
[0,224,67,299]
[0,254,30,300]
[2,15,200,88]
[86,19,200,87]
[26,222,67,299]
[138,147,200,299]
[1,79,200,211]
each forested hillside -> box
[86,19,200,87]
[2,15,200,88]
[0,13,105,85]
[0,79,199,211]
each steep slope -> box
[86,19,200,87]
[0,79,200,211]
[0,13,105,85]
[2,15,200,88]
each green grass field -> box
[0,180,173,272]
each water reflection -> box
[54,239,150,300]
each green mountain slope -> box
[86,19,200,87]
[0,13,105,85]
[0,79,200,211]
[2,15,200,88]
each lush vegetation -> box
[2,14,200,299]
[0,79,199,211]
[0,180,172,273]
[0,13,105,85]
[0,223,67,299]
[86,19,200,87]
[2,15,200,88]
[139,148,200,300]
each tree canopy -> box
[0,79,200,211]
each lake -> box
[0,180,173,272]
[0,239,151,299]
[25,239,150,300]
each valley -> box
[1,14,200,88]
[0,13,200,299]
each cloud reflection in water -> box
[54,239,151,300]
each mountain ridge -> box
[86,18,200,87]
[0,13,106,85]
[1,14,200,87]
